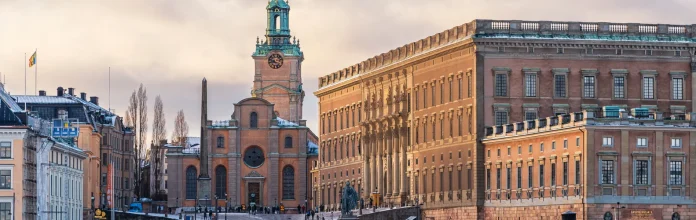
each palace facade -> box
[314,20,696,219]
[166,0,319,214]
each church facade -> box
[166,0,318,213]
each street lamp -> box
[612,202,626,220]
[224,194,228,220]
[91,193,95,209]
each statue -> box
[340,181,359,218]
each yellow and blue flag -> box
[28,51,36,67]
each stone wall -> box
[421,206,480,220]
[484,204,583,220]
[359,206,420,220]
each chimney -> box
[89,96,99,105]
[68,88,75,96]
[80,92,87,100]
[57,87,64,96]
[38,90,46,96]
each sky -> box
[0,0,694,140]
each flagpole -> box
[108,67,111,112]
[34,48,37,95]
[24,53,27,111]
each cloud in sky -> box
[0,0,693,138]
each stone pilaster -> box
[620,130,629,196]
[268,127,280,206]
[690,131,696,199]
[691,62,696,111]
[655,131,664,196]
[386,131,392,197]
[377,132,384,195]
[363,134,371,198]
[400,126,408,197]
[371,134,378,194]
[393,129,400,197]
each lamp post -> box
[224,194,228,220]
[612,202,626,220]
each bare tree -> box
[172,110,189,146]
[151,95,166,144]
[126,91,139,197]
[151,95,166,196]
[136,84,149,198]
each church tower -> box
[252,0,304,123]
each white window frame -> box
[524,72,538,97]
[671,138,682,148]
[0,165,13,190]
[0,141,11,160]
[602,136,614,147]
[599,160,615,185]
[636,137,648,148]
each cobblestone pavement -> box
[182,213,306,220]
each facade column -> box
[371,133,377,195]
[377,131,384,196]
[400,126,408,197]
[363,134,371,198]
[392,127,400,197]
[385,130,392,198]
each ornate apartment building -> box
[314,20,696,219]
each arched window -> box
[274,15,280,30]
[282,166,295,199]
[250,112,258,128]
[284,136,293,148]
[185,166,197,199]
[672,212,680,220]
[217,136,224,148]
[215,166,227,198]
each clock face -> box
[268,54,283,69]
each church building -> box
[166,0,318,213]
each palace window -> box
[554,75,567,98]
[432,84,436,106]
[539,164,545,187]
[217,136,224,148]
[282,166,295,199]
[635,160,649,185]
[637,137,647,147]
[415,90,419,110]
[583,76,595,98]
[642,77,655,99]
[563,161,568,185]
[551,163,556,186]
[517,167,522,189]
[458,77,463,100]
[423,172,428,193]
[669,161,683,185]
[495,74,508,97]
[602,137,614,147]
[250,112,258,128]
[185,166,197,199]
[671,138,682,148]
[496,168,501,189]
[673,78,684,100]
[284,136,293,148]
[575,160,580,185]
[415,172,419,194]
[528,166,533,188]
[449,117,453,137]
[614,76,625,98]
[467,74,472,98]
[215,166,227,198]
[423,87,427,108]
[441,82,445,104]
[486,168,491,190]
[525,73,537,97]
[600,160,614,184]
[440,119,444,140]
[0,203,9,220]
[506,167,511,189]
[524,108,537,121]
[495,111,508,126]
[449,79,453,102]
[458,169,462,190]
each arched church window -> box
[284,136,293,148]
[250,112,258,128]
[217,136,224,148]
[215,166,227,198]
[185,166,197,199]
[282,166,295,199]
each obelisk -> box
[198,78,211,207]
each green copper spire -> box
[254,0,302,57]
[267,0,290,10]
